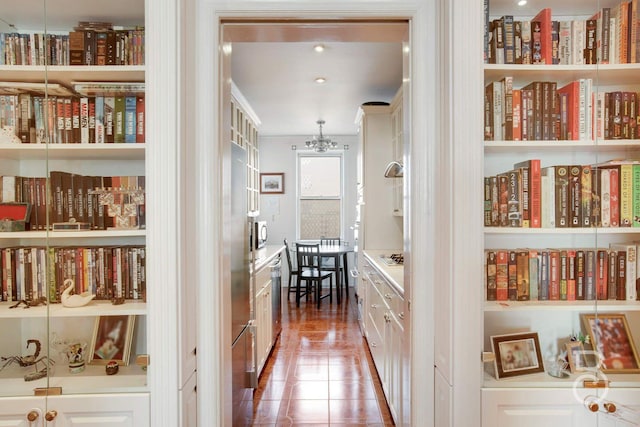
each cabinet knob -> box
[604,402,616,413]
[398,312,404,319]
[45,410,58,421]
[371,304,378,309]
[27,410,39,422]
[586,402,599,413]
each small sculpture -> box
[105,360,119,375]
[0,339,54,381]
[61,279,96,308]
[66,342,87,374]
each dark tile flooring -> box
[246,287,394,426]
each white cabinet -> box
[483,388,640,427]
[0,394,149,427]
[389,88,404,217]
[362,253,404,425]
[254,262,273,376]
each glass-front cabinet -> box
[483,0,640,425]
[0,1,148,424]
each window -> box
[298,155,342,240]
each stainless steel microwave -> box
[254,221,267,249]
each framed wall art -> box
[260,173,284,194]
[565,341,588,373]
[89,315,136,365]
[582,313,640,373]
[491,332,545,379]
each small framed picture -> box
[89,315,136,365]
[582,313,640,373]
[260,173,284,194]
[565,341,588,373]
[491,332,545,379]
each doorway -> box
[222,19,410,424]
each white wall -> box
[258,134,359,285]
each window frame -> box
[296,152,345,241]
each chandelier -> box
[305,120,338,152]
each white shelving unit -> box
[482,1,640,425]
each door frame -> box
[191,1,438,425]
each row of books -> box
[485,4,640,65]
[1,245,146,303]
[485,244,639,302]
[0,93,145,144]
[484,159,640,229]
[0,27,145,66]
[485,77,639,141]
[0,173,145,231]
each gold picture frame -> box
[582,313,640,373]
[491,332,545,379]
[89,315,135,365]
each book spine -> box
[508,250,518,300]
[569,165,582,227]
[567,249,576,300]
[104,96,115,143]
[609,166,620,227]
[80,97,90,144]
[549,250,560,300]
[596,249,609,299]
[507,169,521,227]
[114,96,125,143]
[608,250,618,299]
[559,249,568,300]
[600,168,611,227]
[496,250,508,300]
[555,165,569,227]
[585,249,596,300]
[617,250,626,300]
[502,76,513,140]
[539,250,549,300]
[620,163,633,226]
[486,250,497,301]
[576,250,585,300]
[581,165,593,227]
[529,249,539,300]
[136,96,145,143]
[125,96,137,143]
[516,250,530,300]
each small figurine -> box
[0,339,54,381]
[66,342,87,374]
[106,360,119,375]
[61,279,96,308]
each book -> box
[502,76,513,140]
[555,165,569,228]
[596,249,609,300]
[559,249,568,300]
[568,165,582,227]
[68,31,85,65]
[567,249,577,300]
[104,96,115,143]
[508,250,518,300]
[610,243,637,300]
[95,96,105,143]
[585,249,596,300]
[531,8,552,64]
[114,96,125,143]
[541,166,556,228]
[486,250,497,301]
[581,165,593,227]
[136,96,145,143]
[529,249,539,300]
[496,250,508,300]
[513,159,542,228]
[507,169,521,227]
[125,96,137,143]
[516,250,530,300]
[576,250,585,300]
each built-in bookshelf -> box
[0,2,149,421]
[482,0,640,412]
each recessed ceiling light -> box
[517,0,527,6]
[314,44,325,52]
[315,77,326,84]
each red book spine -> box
[549,250,560,300]
[609,167,620,226]
[496,250,508,301]
[567,249,577,301]
[136,96,145,143]
[532,8,553,64]
[596,249,609,299]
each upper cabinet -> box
[0,1,150,422]
[231,82,261,215]
[482,0,640,425]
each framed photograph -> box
[582,313,640,373]
[260,173,284,194]
[491,332,545,379]
[565,341,588,373]
[89,315,135,365]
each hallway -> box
[246,289,395,426]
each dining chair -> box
[295,243,334,308]
[319,237,345,299]
[283,238,300,301]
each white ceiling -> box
[231,41,403,137]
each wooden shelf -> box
[0,65,144,86]
[484,227,640,235]
[0,229,145,240]
[484,140,640,154]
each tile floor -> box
[244,287,395,426]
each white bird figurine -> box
[61,279,96,308]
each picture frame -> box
[565,341,588,373]
[89,315,135,365]
[260,173,284,194]
[491,332,545,379]
[582,313,640,373]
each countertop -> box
[254,244,285,272]
[362,250,404,295]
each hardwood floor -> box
[245,287,395,426]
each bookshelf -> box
[483,0,640,424]
[0,1,153,424]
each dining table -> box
[294,241,353,303]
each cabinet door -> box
[0,397,45,426]
[385,311,403,424]
[46,394,149,426]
